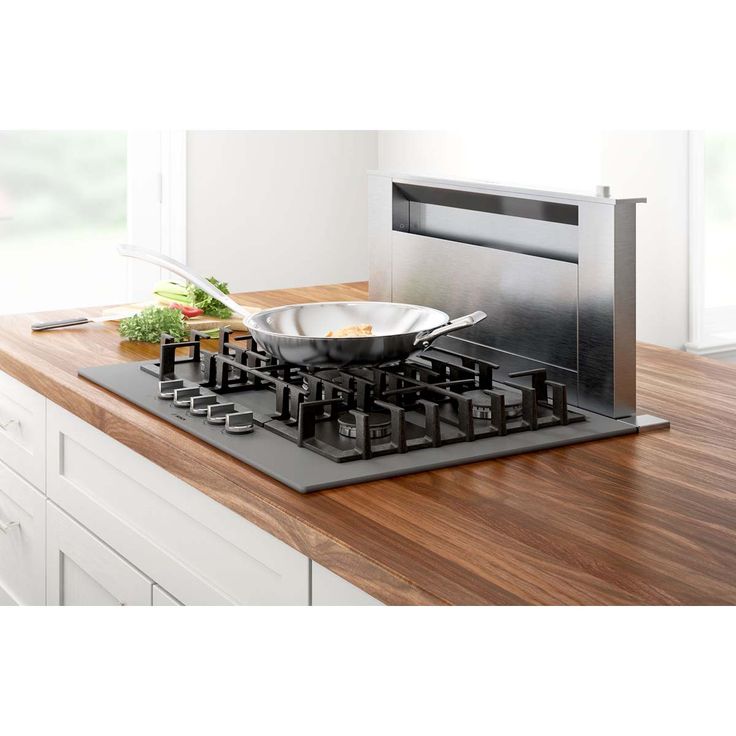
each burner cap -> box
[337,411,392,440]
[465,388,523,420]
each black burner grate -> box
[140,329,585,463]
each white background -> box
[3,1,736,735]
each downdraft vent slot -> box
[393,182,579,264]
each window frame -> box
[686,130,736,357]
[126,130,187,302]
[0,130,186,313]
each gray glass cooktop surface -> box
[79,361,637,493]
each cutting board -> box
[102,301,249,333]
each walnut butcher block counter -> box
[2,281,736,605]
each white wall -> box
[601,131,690,349]
[187,131,377,293]
[377,130,603,194]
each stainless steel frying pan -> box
[118,245,486,366]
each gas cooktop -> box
[79,329,636,492]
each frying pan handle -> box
[413,311,487,348]
[117,244,253,320]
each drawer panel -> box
[0,371,46,491]
[47,402,309,605]
[0,459,46,605]
[47,502,152,606]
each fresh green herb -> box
[187,276,233,319]
[119,306,189,343]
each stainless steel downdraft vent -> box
[368,172,645,419]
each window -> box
[0,131,185,315]
[688,131,736,354]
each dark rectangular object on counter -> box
[80,360,636,494]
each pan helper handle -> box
[413,311,487,349]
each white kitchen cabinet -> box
[0,367,381,607]
[46,502,153,606]
[46,402,310,605]
[0,460,45,605]
[311,562,383,606]
[0,370,46,491]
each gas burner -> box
[102,331,588,485]
[337,411,392,440]
[464,387,523,420]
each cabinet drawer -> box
[311,562,384,606]
[47,402,309,605]
[47,502,152,606]
[0,460,45,605]
[0,371,46,491]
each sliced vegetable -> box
[170,303,205,319]
[187,276,233,319]
[154,279,188,298]
[153,280,194,305]
[119,306,188,343]
[153,277,232,318]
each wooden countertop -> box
[2,282,736,604]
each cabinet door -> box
[46,503,152,606]
[0,370,46,491]
[0,461,45,605]
[47,403,309,605]
[311,562,383,606]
